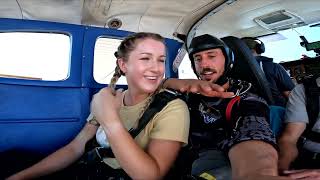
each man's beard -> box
[199,67,217,82]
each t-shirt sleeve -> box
[275,64,295,91]
[284,84,308,124]
[149,99,190,145]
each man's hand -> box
[236,174,293,180]
[283,169,320,180]
[163,78,234,98]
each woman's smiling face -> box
[119,38,166,95]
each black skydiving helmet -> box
[188,34,234,85]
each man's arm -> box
[163,78,234,98]
[283,169,320,179]
[282,91,291,98]
[278,122,306,172]
[275,64,295,98]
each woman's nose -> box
[149,59,160,72]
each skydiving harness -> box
[225,80,252,124]
[83,89,182,161]
[189,80,252,180]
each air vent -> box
[107,18,122,29]
[254,10,306,32]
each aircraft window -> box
[260,25,319,63]
[0,32,70,81]
[178,54,198,79]
[94,37,127,84]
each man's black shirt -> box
[186,79,276,151]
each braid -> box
[109,65,122,95]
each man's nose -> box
[199,56,210,67]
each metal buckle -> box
[164,88,181,96]
[94,147,103,159]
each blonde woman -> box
[6,32,190,180]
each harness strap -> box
[129,89,179,137]
[90,89,181,159]
[225,96,241,123]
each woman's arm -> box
[105,123,182,179]
[92,88,189,179]
[6,123,98,180]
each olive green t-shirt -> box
[87,92,190,169]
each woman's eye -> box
[159,58,165,63]
[140,57,150,60]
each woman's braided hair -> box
[109,32,166,127]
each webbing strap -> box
[225,96,241,123]
[92,90,180,159]
[129,90,179,137]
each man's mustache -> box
[200,68,217,75]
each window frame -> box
[0,18,84,87]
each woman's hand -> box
[163,78,234,98]
[91,87,123,128]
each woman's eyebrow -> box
[140,52,152,55]
[140,52,166,57]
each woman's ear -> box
[117,58,127,75]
